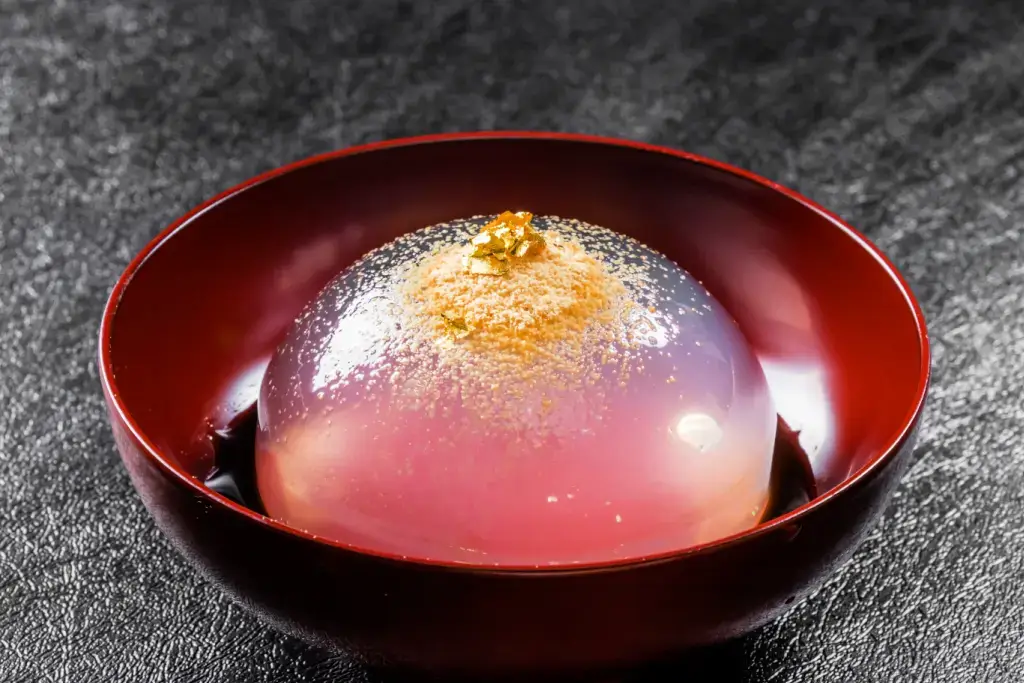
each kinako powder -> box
[393,211,647,425]
[405,211,627,352]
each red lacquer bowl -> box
[99,133,929,679]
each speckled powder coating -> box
[2,0,1023,680]
[255,216,776,566]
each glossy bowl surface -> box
[99,132,929,678]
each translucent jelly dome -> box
[255,215,776,567]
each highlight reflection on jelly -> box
[255,212,777,566]
[761,359,834,478]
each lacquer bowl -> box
[99,132,929,679]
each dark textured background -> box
[2,0,1022,681]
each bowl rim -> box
[98,131,931,574]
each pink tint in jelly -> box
[255,215,777,567]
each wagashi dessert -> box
[255,211,776,566]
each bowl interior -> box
[105,135,927,541]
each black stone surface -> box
[1,1,1022,681]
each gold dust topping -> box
[462,211,547,276]
[307,213,666,435]
[393,212,644,432]
[404,212,635,374]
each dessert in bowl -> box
[99,132,929,678]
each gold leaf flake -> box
[462,210,546,275]
[463,253,510,275]
[439,311,473,339]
